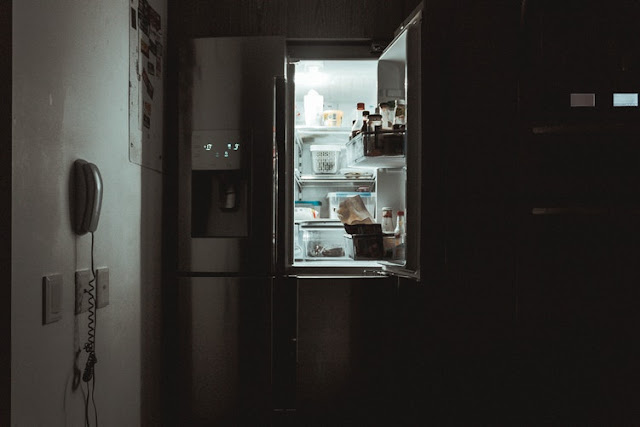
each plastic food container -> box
[344,233,384,260]
[310,145,341,174]
[322,110,344,127]
[327,192,376,220]
[294,200,322,220]
[300,222,347,259]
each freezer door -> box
[178,37,286,274]
[177,276,272,424]
[378,6,424,281]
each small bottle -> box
[393,100,406,126]
[351,102,366,138]
[394,210,406,260]
[381,207,394,233]
[360,110,370,134]
[378,102,393,129]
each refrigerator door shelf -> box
[345,130,406,169]
[379,261,418,280]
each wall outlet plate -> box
[75,269,91,315]
[43,274,63,324]
[96,267,109,309]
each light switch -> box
[613,93,638,107]
[43,274,63,324]
[96,267,109,309]
[570,93,596,107]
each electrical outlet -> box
[75,269,91,315]
[42,274,63,324]
[96,267,109,308]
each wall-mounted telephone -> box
[73,159,103,235]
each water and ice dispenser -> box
[190,129,249,238]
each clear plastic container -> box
[327,192,376,220]
[301,222,347,259]
[322,110,343,127]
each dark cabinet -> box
[272,276,435,425]
[514,214,640,423]
[514,2,640,422]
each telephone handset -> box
[73,159,103,235]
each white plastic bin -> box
[310,145,341,174]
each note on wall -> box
[129,0,165,172]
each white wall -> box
[12,1,163,426]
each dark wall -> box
[175,0,422,39]
[0,0,10,424]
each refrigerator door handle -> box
[531,207,611,216]
[274,75,288,274]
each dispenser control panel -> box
[192,130,242,170]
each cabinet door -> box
[515,213,640,423]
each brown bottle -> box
[360,110,370,134]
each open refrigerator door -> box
[288,4,422,280]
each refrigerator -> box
[176,3,428,424]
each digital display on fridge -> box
[191,130,242,170]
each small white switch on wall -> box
[570,93,596,107]
[96,267,109,309]
[43,274,63,324]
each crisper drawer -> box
[300,221,348,260]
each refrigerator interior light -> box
[295,61,329,86]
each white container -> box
[327,192,376,220]
[310,145,341,174]
[304,89,324,126]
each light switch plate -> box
[570,93,596,107]
[96,267,109,309]
[43,274,63,324]
[75,269,91,315]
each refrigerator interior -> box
[291,59,407,268]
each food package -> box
[336,195,374,225]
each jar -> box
[393,100,406,126]
[322,110,343,127]
[367,114,383,132]
[378,102,393,129]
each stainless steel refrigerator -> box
[177,3,430,424]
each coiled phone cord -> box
[83,231,98,427]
